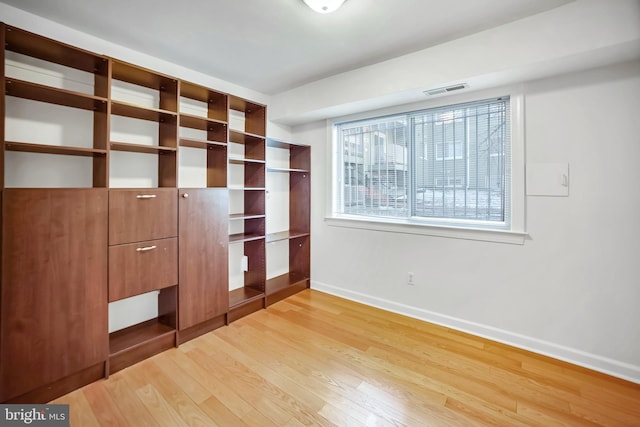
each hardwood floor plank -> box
[274,300,523,412]
[102,374,158,427]
[445,397,533,427]
[81,380,129,426]
[240,409,283,427]
[51,388,101,427]
[569,399,640,427]
[50,290,640,426]
[164,348,255,418]
[153,351,212,405]
[135,359,216,426]
[198,395,248,427]
[278,294,625,423]
[205,329,327,411]
[132,383,190,427]
[185,347,300,425]
[202,334,338,427]
[256,306,478,426]
[230,318,409,425]
[516,400,602,427]
[213,323,374,426]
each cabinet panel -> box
[0,188,108,402]
[179,188,228,330]
[109,188,177,245]
[109,238,178,302]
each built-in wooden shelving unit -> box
[0,23,310,403]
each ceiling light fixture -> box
[303,0,346,14]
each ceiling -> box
[2,0,574,94]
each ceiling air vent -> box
[424,83,468,96]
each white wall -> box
[299,60,640,383]
[271,0,640,126]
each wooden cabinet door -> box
[109,188,178,245]
[1,189,108,402]
[109,237,178,302]
[178,188,229,330]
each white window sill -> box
[325,215,528,245]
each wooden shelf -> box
[179,81,228,123]
[108,318,176,374]
[109,319,175,356]
[265,273,309,306]
[110,141,177,154]
[228,97,265,114]
[180,113,227,130]
[227,95,266,136]
[267,138,308,149]
[229,287,264,309]
[229,233,265,243]
[5,78,108,111]
[229,157,266,165]
[5,141,106,157]
[228,186,266,191]
[264,138,310,307]
[229,130,265,145]
[266,230,310,243]
[111,101,177,122]
[5,24,107,74]
[179,137,226,150]
[267,166,309,173]
[266,273,309,295]
[111,60,177,93]
[229,213,266,221]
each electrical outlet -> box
[241,255,249,272]
[407,272,415,286]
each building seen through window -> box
[336,97,510,226]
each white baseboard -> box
[311,280,640,385]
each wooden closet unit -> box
[266,138,311,306]
[228,96,267,322]
[106,58,181,373]
[0,23,310,402]
[176,80,230,342]
[1,23,109,188]
[178,188,229,342]
[178,80,228,188]
[1,23,110,403]
[0,189,108,403]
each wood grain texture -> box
[290,169,310,234]
[108,188,177,245]
[51,290,640,426]
[178,188,229,331]
[108,237,178,302]
[1,189,108,402]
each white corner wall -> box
[298,60,640,383]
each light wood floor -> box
[52,289,640,426]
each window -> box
[332,97,515,232]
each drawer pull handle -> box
[136,245,157,252]
[136,194,157,199]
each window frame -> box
[325,88,527,245]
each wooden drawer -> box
[109,189,177,245]
[109,238,178,302]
